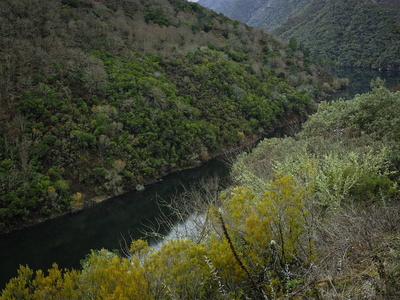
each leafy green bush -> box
[233,81,400,211]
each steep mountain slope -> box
[0,0,335,232]
[274,0,400,69]
[247,0,312,29]
[198,0,400,69]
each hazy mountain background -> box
[197,0,312,30]
[198,0,400,69]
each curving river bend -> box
[0,159,229,290]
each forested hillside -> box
[199,0,400,69]
[0,0,337,232]
[2,80,399,299]
[274,0,400,69]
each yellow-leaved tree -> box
[205,174,313,298]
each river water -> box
[1,68,400,291]
[331,68,400,100]
[0,159,229,290]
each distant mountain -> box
[275,0,400,69]
[197,0,312,30]
[0,0,336,232]
[198,0,400,69]
[247,0,313,29]
[196,0,264,25]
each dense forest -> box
[2,80,399,299]
[0,0,340,233]
[199,0,400,69]
[275,0,400,69]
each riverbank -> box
[0,100,333,236]
[0,124,271,236]
[0,157,231,290]
[3,66,398,236]
[0,143,241,236]
[0,163,198,235]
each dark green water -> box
[331,68,400,100]
[0,158,229,290]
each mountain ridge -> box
[275,0,400,69]
[197,0,400,69]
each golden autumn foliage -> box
[79,249,150,299]
[0,264,81,300]
[1,175,313,299]
[214,175,313,298]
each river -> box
[1,68,400,291]
[331,68,400,100]
[0,158,230,290]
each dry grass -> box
[293,201,400,299]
